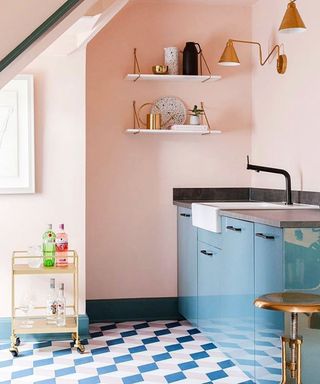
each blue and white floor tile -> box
[0,321,254,384]
[200,318,282,384]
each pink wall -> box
[251,0,319,191]
[86,0,253,300]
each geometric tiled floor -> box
[200,319,282,384]
[0,320,255,384]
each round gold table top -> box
[254,292,320,313]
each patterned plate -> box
[151,96,187,129]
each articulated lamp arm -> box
[221,39,287,74]
[230,39,281,66]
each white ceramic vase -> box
[190,115,200,125]
[164,47,179,75]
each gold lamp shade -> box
[218,40,240,66]
[279,1,306,34]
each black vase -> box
[183,42,201,76]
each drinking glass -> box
[17,294,34,328]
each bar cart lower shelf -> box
[10,251,85,357]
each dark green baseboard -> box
[0,314,89,341]
[86,297,183,323]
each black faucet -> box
[246,155,293,205]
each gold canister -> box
[147,113,161,130]
[138,103,162,130]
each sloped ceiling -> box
[0,0,66,62]
[44,0,129,55]
[134,0,258,5]
[0,0,129,87]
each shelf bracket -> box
[200,101,212,134]
[133,48,141,82]
[199,52,213,83]
[133,100,141,131]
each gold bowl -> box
[152,65,169,75]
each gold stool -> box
[254,292,320,384]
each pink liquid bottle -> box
[55,224,68,267]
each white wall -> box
[0,50,86,316]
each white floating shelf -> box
[125,74,222,82]
[126,129,222,135]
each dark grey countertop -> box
[173,200,320,228]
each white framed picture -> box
[0,74,35,194]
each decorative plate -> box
[151,96,187,129]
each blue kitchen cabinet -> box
[254,223,284,382]
[221,217,254,320]
[221,216,255,378]
[177,205,320,383]
[198,242,223,333]
[177,207,198,325]
[284,228,320,383]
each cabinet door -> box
[254,224,284,383]
[177,207,198,325]
[221,217,255,378]
[284,227,320,384]
[221,217,254,318]
[198,243,222,333]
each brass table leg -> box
[281,336,287,384]
[296,339,302,384]
[280,313,303,384]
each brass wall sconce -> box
[218,39,287,75]
[279,0,306,34]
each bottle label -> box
[56,243,68,252]
[56,258,68,267]
[56,241,68,252]
[47,300,57,320]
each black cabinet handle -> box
[256,233,275,240]
[180,213,191,218]
[226,225,242,232]
[200,250,214,256]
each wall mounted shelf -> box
[126,129,222,135]
[125,74,222,83]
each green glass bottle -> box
[43,224,56,267]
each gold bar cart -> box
[10,250,85,357]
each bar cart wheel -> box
[11,334,20,347]
[76,343,85,354]
[9,346,18,357]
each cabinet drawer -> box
[178,207,192,218]
[198,228,222,249]
[222,216,253,235]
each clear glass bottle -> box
[43,224,56,267]
[57,283,66,327]
[56,224,68,267]
[46,278,57,324]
